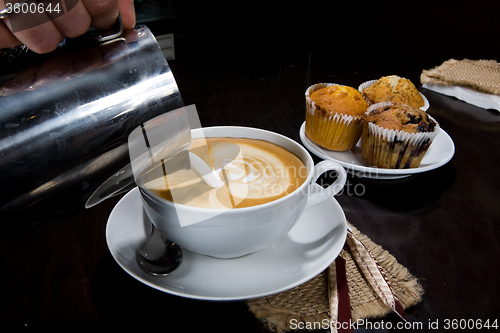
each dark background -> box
[168,0,499,66]
[1,0,499,332]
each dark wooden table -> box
[1,2,500,332]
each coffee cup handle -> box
[306,160,347,208]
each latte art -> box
[145,137,308,209]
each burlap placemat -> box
[246,223,424,332]
[421,59,500,95]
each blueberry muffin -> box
[361,103,439,168]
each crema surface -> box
[145,137,308,208]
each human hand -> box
[0,0,136,54]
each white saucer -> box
[299,122,455,180]
[106,187,347,301]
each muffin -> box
[359,75,427,109]
[361,102,439,169]
[305,83,368,151]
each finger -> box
[0,20,21,49]
[118,0,135,29]
[18,22,63,54]
[3,18,63,54]
[0,0,63,54]
[51,0,91,38]
[0,0,21,49]
[81,0,120,30]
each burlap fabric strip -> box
[246,223,424,332]
[420,59,500,95]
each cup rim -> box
[139,126,315,213]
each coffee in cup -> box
[144,137,308,209]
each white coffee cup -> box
[139,126,346,258]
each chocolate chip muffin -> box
[360,75,427,109]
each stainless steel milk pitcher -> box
[0,25,183,232]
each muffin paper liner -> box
[358,79,430,111]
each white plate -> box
[106,187,347,301]
[299,122,455,179]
